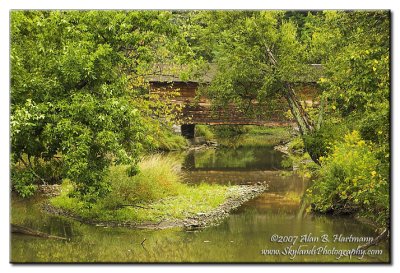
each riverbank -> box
[44,183,267,229]
[11,136,389,263]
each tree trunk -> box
[282,83,315,136]
[281,83,323,165]
[265,47,319,164]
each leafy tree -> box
[187,11,318,159]
[309,11,390,163]
[11,11,188,200]
[303,11,390,231]
[185,11,390,228]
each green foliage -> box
[195,125,215,141]
[303,11,390,227]
[192,11,311,111]
[50,156,229,223]
[11,11,190,199]
[101,155,185,209]
[287,136,304,153]
[308,131,389,226]
[309,10,390,162]
[149,129,188,151]
[217,126,291,148]
[11,166,38,198]
[212,125,250,138]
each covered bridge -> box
[146,63,322,138]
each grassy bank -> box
[149,129,188,151]
[195,125,292,148]
[49,155,230,224]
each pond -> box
[10,142,389,263]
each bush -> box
[287,136,304,153]
[303,121,351,164]
[195,125,215,141]
[150,129,188,151]
[308,131,389,227]
[212,125,249,138]
[11,166,38,198]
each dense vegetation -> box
[184,11,390,228]
[11,11,190,201]
[305,11,390,227]
[50,155,228,223]
[11,11,390,229]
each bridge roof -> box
[145,63,217,83]
[145,63,323,84]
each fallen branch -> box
[359,228,388,250]
[118,204,156,209]
[11,223,68,241]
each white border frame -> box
[1,1,398,273]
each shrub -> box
[11,155,63,197]
[287,136,304,153]
[195,125,215,141]
[308,131,389,227]
[151,130,188,151]
[212,125,249,138]
[11,166,38,198]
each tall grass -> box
[102,155,185,208]
[50,154,229,223]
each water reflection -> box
[11,144,389,263]
[183,146,285,171]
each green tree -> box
[309,11,390,162]
[11,11,188,200]
[305,11,390,232]
[187,11,318,158]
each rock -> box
[44,183,267,231]
[38,185,62,197]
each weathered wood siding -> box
[149,82,320,125]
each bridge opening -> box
[181,124,195,139]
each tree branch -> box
[359,228,388,250]
[20,157,47,185]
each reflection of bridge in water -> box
[181,146,308,195]
[184,170,306,192]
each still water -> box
[11,144,389,263]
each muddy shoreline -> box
[43,183,268,230]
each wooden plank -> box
[149,82,319,125]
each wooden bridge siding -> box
[149,82,320,125]
[181,104,289,125]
